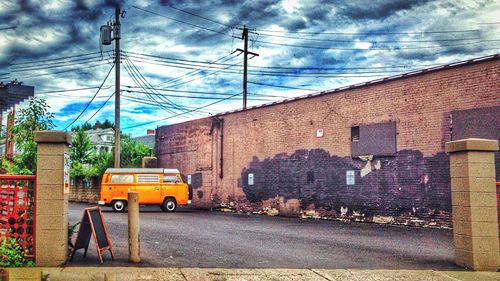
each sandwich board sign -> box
[71,207,114,263]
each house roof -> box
[0,83,34,113]
[133,134,155,148]
[71,128,115,146]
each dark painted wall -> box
[241,149,451,225]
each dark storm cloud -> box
[1,0,498,133]
[337,0,432,21]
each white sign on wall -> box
[346,170,355,185]
[187,174,192,185]
[316,128,324,138]
[248,173,254,186]
[64,152,71,194]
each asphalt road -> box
[67,202,459,269]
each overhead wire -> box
[122,56,181,115]
[123,92,243,130]
[122,54,191,112]
[132,6,229,36]
[167,5,233,28]
[11,52,102,66]
[83,92,115,124]
[63,63,115,130]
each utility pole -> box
[114,7,121,168]
[235,25,258,110]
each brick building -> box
[155,54,500,227]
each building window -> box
[351,122,396,157]
[110,174,133,183]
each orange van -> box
[98,168,191,212]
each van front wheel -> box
[112,200,126,212]
[162,198,177,212]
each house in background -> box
[133,129,155,155]
[77,128,115,154]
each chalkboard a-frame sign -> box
[71,207,114,263]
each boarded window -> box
[190,172,203,188]
[351,122,396,157]
[137,175,159,183]
[451,106,500,141]
[110,174,133,183]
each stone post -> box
[128,191,140,263]
[445,138,499,271]
[34,131,72,266]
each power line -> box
[36,85,113,94]
[256,28,480,35]
[63,64,115,130]
[0,26,16,31]
[122,57,181,115]
[15,62,112,79]
[122,89,272,100]
[254,38,499,51]
[122,50,455,70]
[123,92,242,130]
[11,52,102,66]
[257,33,481,44]
[83,92,115,124]
[248,81,319,91]
[132,6,229,36]
[123,55,192,114]
[10,57,105,73]
[168,5,232,28]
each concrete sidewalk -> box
[5,267,500,281]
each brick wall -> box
[69,184,100,203]
[157,58,500,227]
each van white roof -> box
[105,168,180,174]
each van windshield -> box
[163,175,181,184]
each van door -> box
[109,174,134,200]
[162,174,182,202]
[136,174,161,204]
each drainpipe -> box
[219,118,224,179]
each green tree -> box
[100,119,114,129]
[70,129,93,164]
[8,97,54,174]
[120,134,151,168]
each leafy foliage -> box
[70,129,93,165]
[0,237,35,267]
[3,97,54,174]
[120,134,151,168]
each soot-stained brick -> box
[241,149,451,218]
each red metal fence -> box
[0,175,36,261]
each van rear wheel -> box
[162,198,177,212]
[112,200,126,212]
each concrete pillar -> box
[142,156,157,168]
[34,131,72,266]
[445,138,499,271]
[128,191,140,263]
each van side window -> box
[164,175,181,184]
[137,175,160,183]
[110,174,133,183]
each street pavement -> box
[67,202,459,270]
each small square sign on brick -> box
[316,128,324,138]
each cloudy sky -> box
[1,0,499,136]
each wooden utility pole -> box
[235,25,258,110]
[114,8,121,168]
